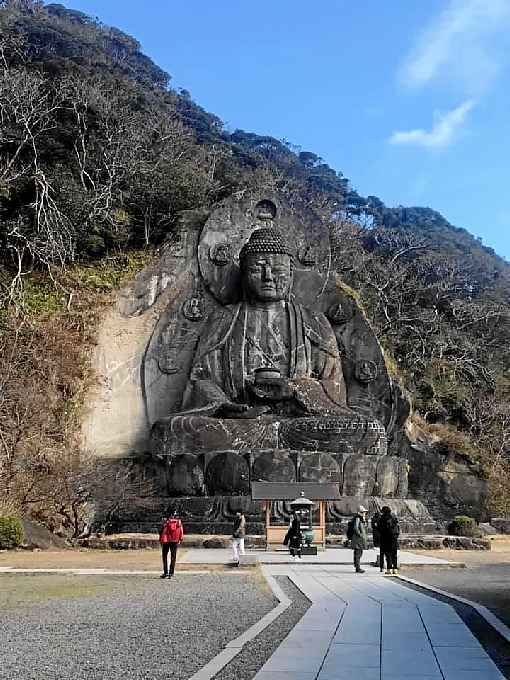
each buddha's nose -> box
[262,265,274,282]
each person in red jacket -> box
[159,511,184,579]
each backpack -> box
[160,518,183,543]
[346,517,356,540]
[390,516,400,538]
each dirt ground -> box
[411,536,510,566]
[405,537,510,628]
[0,548,190,570]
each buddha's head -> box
[239,228,293,302]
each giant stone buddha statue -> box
[160,228,387,463]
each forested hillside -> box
[1,0,509,533]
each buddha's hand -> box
[219,401,271,418]
[248,378,295,402]
[219,401,251,415]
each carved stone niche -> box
[298,451,342,484]
[205,451,250,496]
[251,449,296,483]
[167,454,205,497]
[342,454,378,497]
[376,456,408,498]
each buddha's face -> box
[243,253,292,302]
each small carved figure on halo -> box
[182,297,204,321]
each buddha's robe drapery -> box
[181,300,348,414]
[156,300,387,457]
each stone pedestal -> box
[158,447,409,499]
[99,493,436,535]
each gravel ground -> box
[214,576,311,680]
[0,573,276,680]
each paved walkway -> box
[181,547,454,566]
[254,564,504,680]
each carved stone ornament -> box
[298,244,318,267]
[157,322,199,375]
[255,199,277,221]
[182,296,204,321]
[327,302,349,325]
[209,242,231,266]
[355,359,379,384]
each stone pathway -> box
[181,547,455,566]
[254,564,505,680]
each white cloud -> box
[400,0,510,93]
[389,100,474,149]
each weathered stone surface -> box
[491,518,510,534]
[375,456,399,496]
[375,456,408,498]
[327,497,437,533]
[404,420,489,521]
[205,451,250,495]
[442,536,491,550]
[167,454,204,496]
[342,454,378,496]
[202,537,230,549]
[251,449,296,483]
[152,415,279,456]
[81,210,209,458]
[395,536,444,550]
[21,519,69,550]
[298,452,341,484]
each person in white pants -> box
[231,511,246,566]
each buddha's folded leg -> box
[152,414,280,455]
[278,415,387,455]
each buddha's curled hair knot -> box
[239,228,294,263]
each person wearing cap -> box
[350,505,368,573]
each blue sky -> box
[61,0,510,260]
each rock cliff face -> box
[81,194,489,533]
[81,209,209,458]
[404,421,488,522]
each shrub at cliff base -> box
[0,515,24,549]
[447,515,482,538]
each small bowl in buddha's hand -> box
[254,367,281,383]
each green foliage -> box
[22,278,64,315]
[0,515,24,549]
[70,253,153,292]
[447,516,482,538]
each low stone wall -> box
[326,534,490,550]
[77,532,491,551]
[491,518,510,534]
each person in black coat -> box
[371,510,381,569]
[285,512,302,559]
[378,506,400,574]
